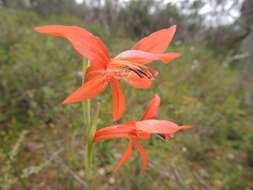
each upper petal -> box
[35,25,110,68]
[132,25,176,53]
[141,95,160,120]
[136,120,192,135]
[63,74,109,104]
[116,50,180,64]
[110,78,126,121]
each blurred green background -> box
[0,0,253,189]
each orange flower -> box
[93,95,192,174]
[35,25,180,121]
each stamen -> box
[136,67,152,79]
[128,68,144,78]
[126,66,153,79]
[108,60,154,79]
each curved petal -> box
[123,72,153,89]
[158,52,181,64]
[136,120,192,135]
[178,125,192,130]
[158,125,192,141]
[35,25,110,68]
[84,65,105,82]
[63,74,109,104]
[132,25,176,53]
[93,133,130,143]
[133,140,148,175]
[141,95,160,120]
[94,126,134,140]
[94,120,136,140]
[136,131,151,140]
[111,78,126,121]
[116,50,180,64]
[113,138,133,173]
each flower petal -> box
[93,133,130,143]
[113,138,133,173]
[94,126,134,140]
[85,65,105,82]
[136,120,192,135]
[141,95,160,120]
[94,120,136,141]
[116,50,180,64]
[132,25,176,53]
[123,72,152,89]
[35,25,110,68]
[133,139,148,175]
[111,78,126,121]
[158,52,181,64]
[63,74,108,104]
[158,125,192,141]
[136,131,151,140]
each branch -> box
[223,52,250,66]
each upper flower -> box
[93,95,192,174]
[35,25,180,121]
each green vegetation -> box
[0,7,253,190]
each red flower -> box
[35,25,180,121]
[93,95,192,174]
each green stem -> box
[82,59,98,181]
[86,102,100,177]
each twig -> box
[149,161,191,190]
[193,172,214,190]
[21,148,64,179]
[172,166,186,188]
[171,165,193,190]
[149,161,174,180]
[223,52,250,66]
[10,130,28,161]
[1,130,29,190]
[52,154,88,188]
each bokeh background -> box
[0,0,253,189]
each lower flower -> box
[93,95,192,174]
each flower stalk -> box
[82,59,93,178]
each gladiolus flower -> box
[93,95,192,174]
[35,25,180,121]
